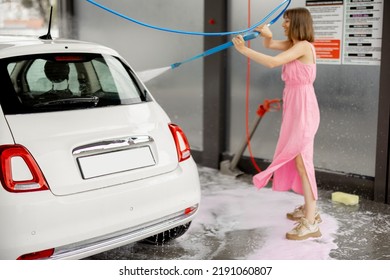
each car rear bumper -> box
[0,159,201,260]
[50,204,198,260]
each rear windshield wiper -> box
[33,97,99,108]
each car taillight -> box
[17,248,55,260]
[0,145,49,193]
[168,124,191,162]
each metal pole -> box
[220,99,281,176]
[229,114,263,170]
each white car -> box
[0,35,201,260]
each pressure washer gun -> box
[257,98,282,117]
[171,31,260,69]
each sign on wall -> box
[306,0,384,65]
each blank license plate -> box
[77,147,155,179]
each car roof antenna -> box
[39,6,53,40]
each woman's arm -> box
[255,25,291,51]
[263,37,291,51]
[232,37,310,69]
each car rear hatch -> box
[5,104,178,196]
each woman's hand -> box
[232,35,246,53]
[255,24,272,39]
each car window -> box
[26,59,81,94]
[0,53,146,114]
[7,62,16,74]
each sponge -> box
[331,191,359,206]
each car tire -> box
[140,222,192,245]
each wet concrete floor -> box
[87,166,390,260]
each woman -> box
[232,7,321,240]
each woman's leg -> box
[295,154,316,224]
[286,154,321,240]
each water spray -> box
[138,32,260,83]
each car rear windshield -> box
[0,53,148,114]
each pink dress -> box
[253,43,320,200]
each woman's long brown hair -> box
[284,8,315,43]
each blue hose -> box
[86,0,291,70]
[86,0,291,36]
[171,32,260,69]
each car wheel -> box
[140,222,192,245]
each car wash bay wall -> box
[226,0,388,203]
[70,0,389,203]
